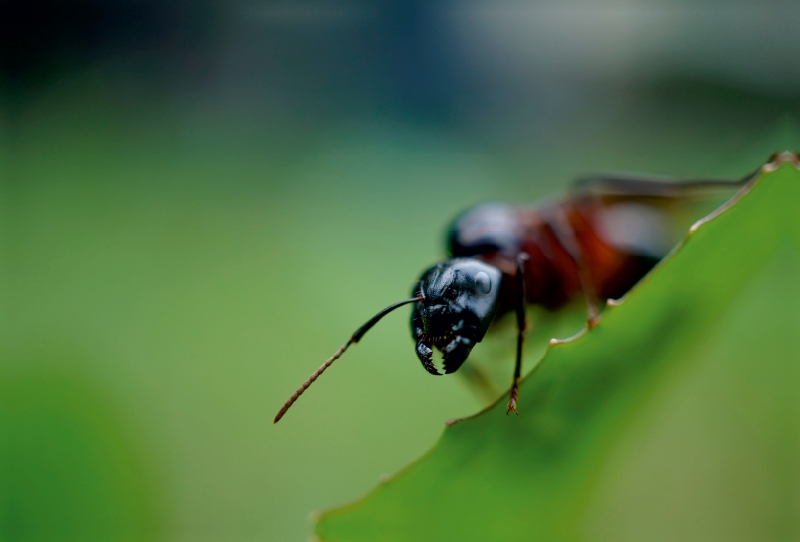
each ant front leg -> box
[507,252,529,415]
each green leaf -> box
[315,155,800,541]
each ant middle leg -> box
[545,208,601,328]
[457,362,499,404]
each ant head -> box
[410,258,501,375]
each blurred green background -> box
[2,1,799,540]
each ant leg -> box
[457,362,499,404]
[570,169,757,198]
[581,275,601,328]
[507,252,529,414]
[575,261,600,328]
[545,209,601,327]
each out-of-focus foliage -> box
[0,362,162,540]
[316,159,800,541]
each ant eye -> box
[475,271,492,294]
[443,287,458,300]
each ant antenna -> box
[274,296,423,423]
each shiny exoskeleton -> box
[275,168,758,423]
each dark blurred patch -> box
[0,354,163,541]
[0,0,226,92]
[381,1,463,122]
[220,1,465,124]
[0,0,466,122]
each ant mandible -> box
[275,163,765,423]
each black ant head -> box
[410,258,501,375]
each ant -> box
[274,160,771,423]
